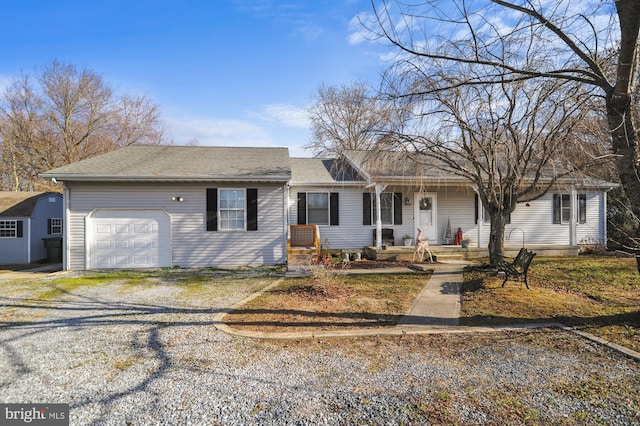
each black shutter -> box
[330,193,339,226]
[297,192,307,225]
[247,188,258,231]
[47,218,52,235]
[363,193,372,225]
[206,188,218,231]
[16,220,23,238]
[552,194,561,224]
[474,194,479,224]
[393,193,403,225]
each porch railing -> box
[288,225,321,257]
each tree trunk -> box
[606,95,640,243]
[488,212,507,265]
[608,0,640,246]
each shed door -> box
[89,210,170,269]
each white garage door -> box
[89,210,171,269]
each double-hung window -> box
[372,192,394,225]
[307,193,329,225]
[219,189,246,230]
[296,192,339,226]
[553,193,586,224]
[0,220,18,238]
[362,192,403,226]
[206,188,258,231]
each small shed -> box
[0,192,64,265]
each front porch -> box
[363,244,579,262]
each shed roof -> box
[41,146,292,182]
[0,192,60,217]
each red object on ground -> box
[454,228,463,245]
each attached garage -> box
[88,209,171,269]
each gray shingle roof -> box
[342,150,617,189]
[0,192,60,217]
[290,158,364,184]
[41,146,291,182]
[343,150,467,182]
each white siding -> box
[291,185,608,250]
[478,191,605,246]
[577,192,605,244]
[291,186,373,249]
[290,185,479,249]
[479,193,568,245]
[66,182,287,269]
[435,188,477,245]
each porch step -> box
[287,252,319,266]
[433,253,465,262]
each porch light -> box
[404,196,411,205]
[172,196,184,202]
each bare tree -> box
[0,61,169,190]
[305,81,406,157]
[369,0,640,248]
[382,69,597,263]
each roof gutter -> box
[40,174,292,183]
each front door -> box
[414,193,437,243]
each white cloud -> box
[348,12,376,45]
[258,103,309,128]
[168,116,274,147]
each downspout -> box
[27,217,31,264]
[63,184,70,270]
[284,183,290,264]
[51,178,70,271]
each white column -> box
[374,183,387,250]
[476,191,483,248]
[570,188,577,246]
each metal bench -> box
[496,247,536,289]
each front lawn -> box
[222,271,428,331]
[460,255,640,352]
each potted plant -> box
[461,238,471,248]
[402,234,413,246]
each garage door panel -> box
[115,240,129,249]
[89,210,170,269]
[115,224,129,233]
[96,240,111,250]
[96,224,111,234]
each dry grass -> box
[223,268,429,331]
[460,255,640,352]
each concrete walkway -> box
[397,261,465,327]
[214,260,474,339]
[213,261,640,362]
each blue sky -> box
[0,0,384,157]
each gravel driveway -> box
[1,272,639,425]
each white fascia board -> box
[41,175,292,183]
